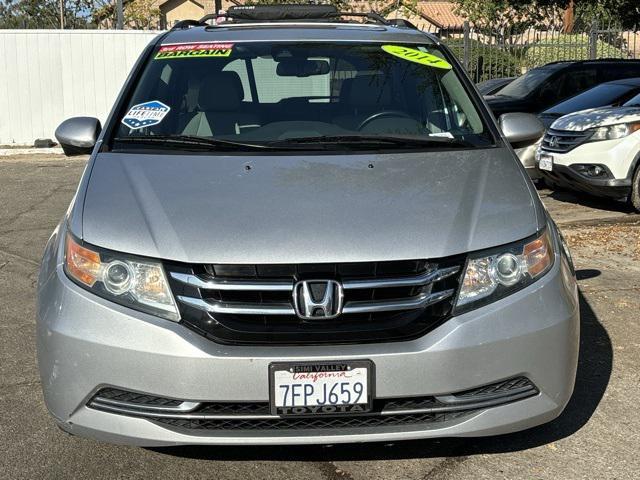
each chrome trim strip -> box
[177,289,454,316]
[176,296,296,315]
[342,266,459,290]
[89,402,277,420]
[545,131,590,138]
[91,397,201,413]
[342,289,455,314]
[170,272,293,291]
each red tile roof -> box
[417,1,465,29]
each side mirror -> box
[55,117,102,156]
[498,112,545,148]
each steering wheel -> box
[357,111,415,131]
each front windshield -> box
[498,67,558,98]
[623,91,640,107]
[546,83,636,114]
[112,41,492,151]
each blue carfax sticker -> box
[121,100,170,129]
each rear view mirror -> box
[276,59,330,77]
[499,113,545,148]
[55,117,102,156]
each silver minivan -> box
[37,5,579,446]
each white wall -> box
[0,30,160,145]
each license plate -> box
[269,361,374,416]
[539,153,553,171]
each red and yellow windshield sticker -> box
[381,45,452,70]
[155,42,234,60]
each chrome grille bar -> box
[342,266,459,290]
[177,296,295,315]
[342,289,455,314]
[541,128,593,153]
[170,272,293,291]
[177,289,455,316]
[171,266,459,292]
[90,397,201,413]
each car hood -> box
[80,149,540,264]
[538,113,562,129]
[551,106,640,131]
[484,95,530,116]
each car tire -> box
[630,166,640,212]
[541,177,559,191]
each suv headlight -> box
[589,121,640,142]
[64,233,179,321]
[455,229,555,312]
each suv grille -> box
[165,259,464,345]
[87,377,538,432]
[541,128,593,153]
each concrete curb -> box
[0,147,64,156]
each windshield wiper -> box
[113,134,278,151]
[268,134,473,149]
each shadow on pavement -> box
[547,188,635,214]
[576,269,601,281]
[152,290,611,461]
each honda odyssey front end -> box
[36,5,579,446]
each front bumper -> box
[536,134,638,198]
[515,141,543,180]
[538,163,632,199]
[36,230,580,446]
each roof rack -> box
[387,18,418,29]
[214,4,390,26]
[171,18,209,30]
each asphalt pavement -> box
[0,154,638,480]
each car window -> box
[498,66,560,98]
[537,67,598,109]
[546,83,637,114]
[558,68,598,98]
[112,42,493,151]
[603,64,640,82]
[623,90,640,106]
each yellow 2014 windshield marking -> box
[381,45,452,70]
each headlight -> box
[64,233,179,321]
[455,229,555,312]
[589,122,640,142]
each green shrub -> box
[524,34,626,67]
[445,38,521,82]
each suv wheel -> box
[630,166,640,212]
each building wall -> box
[0,29,159,145]
[162,0,209,27]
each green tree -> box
[0,0,95,29]
[574,0,640,29]
[453,0,640,30]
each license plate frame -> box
[269,360,375,416]
[539,153,554,171]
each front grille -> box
[541,128,593,153]
[165,259,464,345]
[87,377,538,432]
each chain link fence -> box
[425,22,640,82]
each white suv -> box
[536,101,640,210]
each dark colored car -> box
[485,60,640,117]
[538,77,640,128]
[476,77,515,96]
